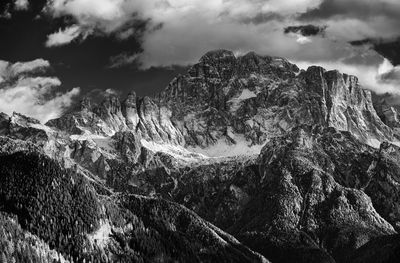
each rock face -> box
[46,49,394,154]
[232,126,395,263]
[348,234,400,263]
[373,97,400,139]
[1,49,400,262]
[158,50,393,149]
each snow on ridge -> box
[140,139,208,162]
[228,89,257,112]
[187,134,265,158]
[367,138,381,149]
[237,89,257,100]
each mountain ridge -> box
[42,49,399,155]
[1,50,400,262]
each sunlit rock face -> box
[44,49,394,156]
[121,92,139,129]
[373,97,400,140]
[158,49,393,151]
[234,125,396,263]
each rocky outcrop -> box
[348,234,400,263]
[363,141,400,230]
[121,92,139,129]
[373,97,400,139]
[5,112,49,141]
[228,126,396,263]
[137,96,184,144]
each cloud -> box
[0,59,80,123]
[45,25,82,47]
[9,59,50,76]
[84,88,120,104]
[299,0,400,21]
[239,12,284,25]
[45,0,149,36]
[105,88,120,95]
[0,4,12,19]
[0,59,50,80]
[284,24,326,36]
[370,39,400,66]
[42,0,384,68]
[42,0,400,97]
[14,0,29,11]
[283,24,326,45]
[43,0,323,58]
[296,36,312,44]
[298,0,400,42]
[108,52,140,68]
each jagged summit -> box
[13,49,393,157]
[199,49,236,62]
[1,49,398,158]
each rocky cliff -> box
[46,50,395,155]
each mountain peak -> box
[42,50,398,153]
[199,49,236,62]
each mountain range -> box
[1,50,400,263]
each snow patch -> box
[367,138,381,149]
[70,132,115,152]
[228,89,257,112]
[70,131,107,141]
[30,123,56,134]
[141,139,207,162]
[237,89,257,100]
[391,141,400,148]
[188,134,265,157]
[92,137,115,152]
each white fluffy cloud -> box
[43,0,379,67]
[0,59,50,78]
[44,0,324,66]
[45,25,82,47]
[0,59,80,123]
[43,0,400,96]
[14,0,29,11]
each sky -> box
[1,0,400,122]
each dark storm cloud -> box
[299,0,400,21]
[284,24,326,37]
[372,39,400,66]
[349,39,374,47]
[350,37,400,66]
[297,0,400,70]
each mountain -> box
[1,50,400,262]
[372,94,400,137]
